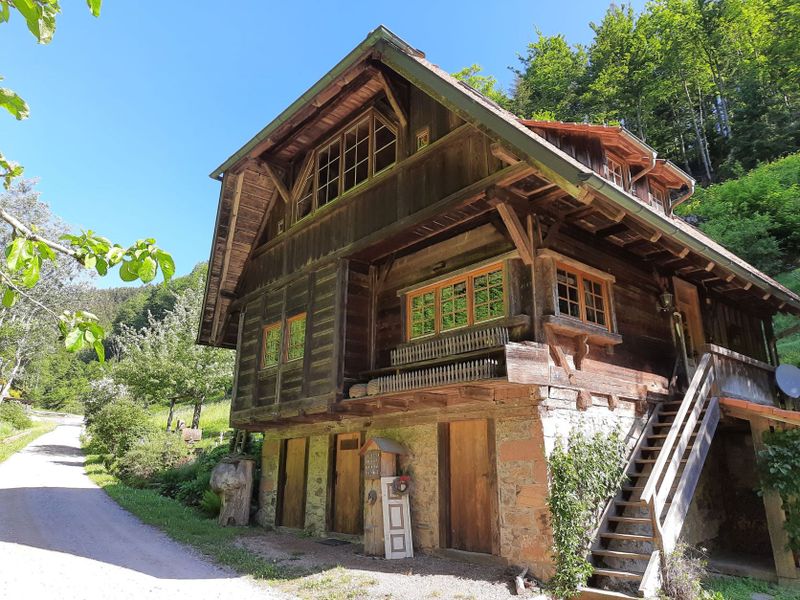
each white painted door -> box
[381,477,413,559]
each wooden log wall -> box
[704,297,771,363]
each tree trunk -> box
[191,396,204,429]
[683,80,713,182]
[0,355,24,403]
[165,397,177,432]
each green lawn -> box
[84,453,296,581]
[146,399,232,448]
[705,576,800,599]
[0,421,58,463]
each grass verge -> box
[146,400,232,449]
[0,421,57,463]
[84,452,295,581]
[705,576,800,599]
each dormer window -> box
[648,183,668,212]
[294,109,397,223]
[606,155,627,189]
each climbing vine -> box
[757,427,800,552]
[547,427,628,599]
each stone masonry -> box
[303,434,330,534]
[257,439,281,527]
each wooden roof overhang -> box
[200,46,407,346]
[202,26,800,349]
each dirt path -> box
[0,421,280,600]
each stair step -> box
[649,432,697,439]
[614,500,645,507]
[608,516,652,525]
[636,458,688,464]
[599,532,654,542]
[593,567,644,581]
[621,485,644,492]
[592,549,651,561]
[578,586,638,600]
[661,409,706,417]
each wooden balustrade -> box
[371,358,499,395]
[391,325,509,366]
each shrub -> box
[660,545,721,600]
[88,399,152,458]
[199,489,222,517]
[547,427,628,599]
[0,401,32,430]
[116,431,189,487]
[156,443,230,507]
[757,427,800,551]
[84,377,129,426]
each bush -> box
[116,431,190,487]
[0,401,32,430]
[156,444,230,507]
[757,427,800,551]
[84,377,129,426]
[199,489,221,517]
[660,545,721,600]
[88,399,152,458]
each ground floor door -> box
[332,432,362,534]
[673,276,705,371]
[448,419,494,553]
[279,437,307,528]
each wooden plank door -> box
[381,476,414,559]
[448,419,494,553]
[279,437,308,528]
[673,277,705,368]
[332,432,362,534]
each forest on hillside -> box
[458,0,798,184]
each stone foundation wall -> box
[257,439,281,527]
[366,423,439,550]
[495,414,554,579]
[304,435,330,534]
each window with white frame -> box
[606,155,627,189]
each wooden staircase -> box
[580,353,721,599]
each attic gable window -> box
[293,109,397,223]
[605,155,627,189]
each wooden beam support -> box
[487,189,534,265]
[260,161,292,205]
[485,184,530,214]
[750,417,799,582]
[490,143,520,165]
[374,70,408,130]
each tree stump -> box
[210,457,254,526]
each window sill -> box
[542,314,622,347]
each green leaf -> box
[155,250,175,281]
[0,88,30,120]
[93,340,105,363]
[64,328,84,352]
[1,287,16,308]
[83,328,95,343]
[0,2,10,23]
[95,256,108,276]
[35,241,56,261]
[83,255,96,270]
[138,256,157,283]
[86,0,101,17]
[119,260,138,282]
[21,256,40,287]
[6,237,32,271]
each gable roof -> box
[201,26,799,345]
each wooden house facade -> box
[200,27,800,596]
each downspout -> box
[670,180,695,212]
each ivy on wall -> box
[758,427,800,552]
[547,428,628,599]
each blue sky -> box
[0,1,646,288]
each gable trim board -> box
[200,26,800,347]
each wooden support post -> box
[750,417,799,582]
[486,194,534,266]
[261,161,292,205]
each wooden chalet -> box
[200,27,800,597]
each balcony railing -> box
[368,358,500,396]
[391,325,509,366]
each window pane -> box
[473,268,504,323]
[343,117,370,192]
[296,167,314,220]
[583,277,607,327]
[287,316,306,361]
[440,280,468,331]
[317,139,341,207]
[557,268,581,319]
[373,116,396,173]
[409,291,435,338]
[262,325,281,368]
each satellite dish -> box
[776,364,800,399]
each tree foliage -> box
[456,0,800,183]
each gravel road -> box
[0,419,280,600]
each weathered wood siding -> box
[704,297,770,363]
[232,262,342,412]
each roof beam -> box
[487,191,534,266]
[374,69,408,130]
[260,161,292,205]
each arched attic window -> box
[293,109,397,223]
